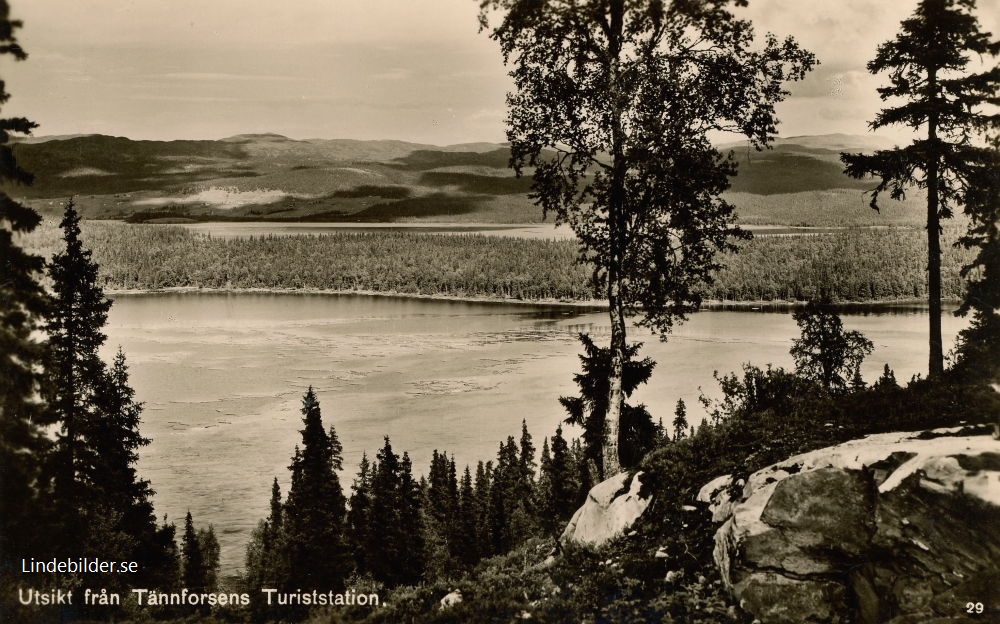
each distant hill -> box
[3,133,916,225]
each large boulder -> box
[707,429,1000,624]
[561,470,651,547]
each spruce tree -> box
[367,436,402,584]
[347,453,373,572]
[246,477,283,586]
[571,438,597,508]
[0,4,51,611]
[841,0,999,376]
[473,460,493,558]
[538,426,580,536]
[197,525,220,592]
[488,437,520,552]
[90,349,176,588]
[396,452,425,585]
[455,465,479,566]
[280,387,351,591]
[244,479,283,622]
[560,333,657,477]
[954,136,1000,377]
[672,399,688,442]
[46,199,113,510]
[481,0,815,475]
[182,511,206,592]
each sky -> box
[3,0,998,145]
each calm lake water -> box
[102,293,966,573]
[173,221,845,240]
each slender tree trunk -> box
[601,0,626,479]
[927,170,943,376]
[927,69,944,376]
[603,274,626,478]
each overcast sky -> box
[3,0,998,145]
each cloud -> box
[159,72,305,82]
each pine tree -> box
[280,387,351,592]
[426,450,456,529]
[0,2,51,599]
[841,0,999,376]
[537,437,552,517]
[672,399,688,442]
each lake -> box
[173,221,854,240]
[102,292,967,574]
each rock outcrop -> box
[561,470,650,547]
[706,429,1000,624]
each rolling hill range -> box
[4,133,925,226]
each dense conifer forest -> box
[4,0,998,619]
[21,220,975,304]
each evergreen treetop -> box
[841,0,999,375]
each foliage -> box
[480,0,816,474]
[182,511,207,592]
[841,0,1000,375]
[709,225,973,302]
[559,333,656,477]
[19,219,978,304]
[536,425,579,537]
[790,299,874,391]
[643,366,1000,537]
[46,200,113,508]
[357,436,425,587]
[281,388,352,592]
[953,136,1000,379]
[671,399,688,441]
[39,201,180,620]
[244,479,284,622]
[0,4,51,619]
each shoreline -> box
[105,286,954,312]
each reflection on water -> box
[103,292,966,574]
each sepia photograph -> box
[1,1,998,622]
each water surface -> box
[103,293,965,573]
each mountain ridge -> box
[4,133,906,224]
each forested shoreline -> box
[21,220,976,305]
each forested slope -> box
[22,221,975,303]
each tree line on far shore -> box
[21,219,976,303]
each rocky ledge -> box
[703,429,1000,624]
